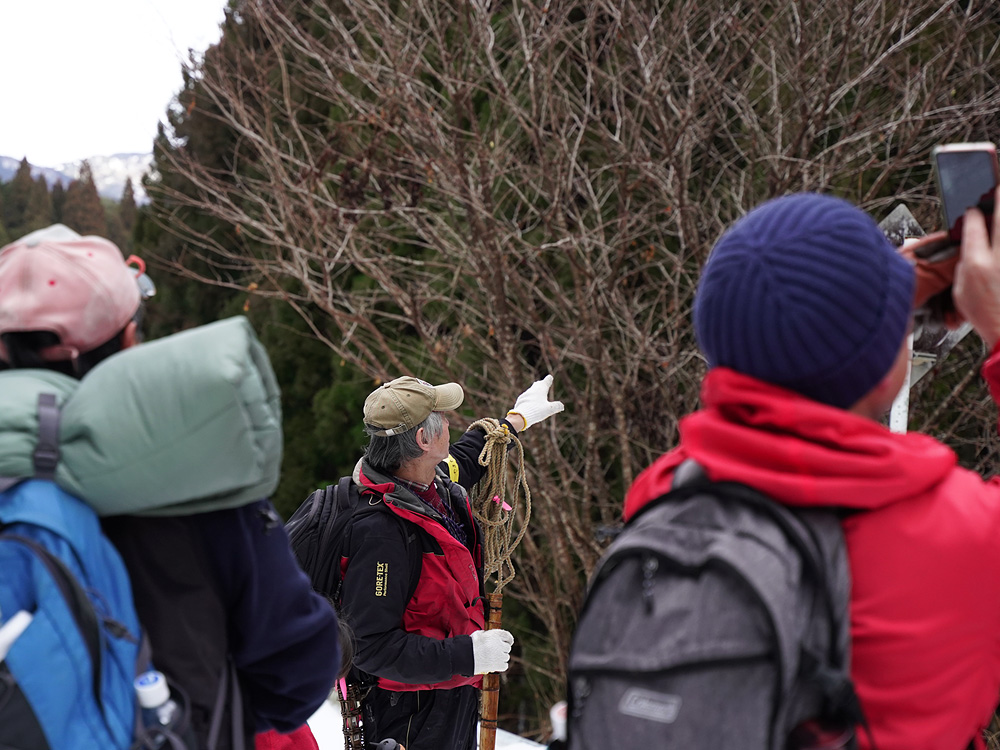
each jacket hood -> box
[624,368,957,520]
[358,457,449,522]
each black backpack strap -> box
[205,659,243,750]
[317,476,358,564]
[323,478,359,604]
[294,475,421,616]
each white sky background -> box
[0,0,228,167]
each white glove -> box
[471,629,514,674]
[549,700,568,742]
[506,374,564,430]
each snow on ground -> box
[308,694,546,749]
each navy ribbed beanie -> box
[693,193,915,409]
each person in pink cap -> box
[0,223,151,375]
[0,225,341,750]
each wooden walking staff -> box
[467,418,532,750]
[480,591,504,749]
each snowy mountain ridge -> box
[0,153,153,203]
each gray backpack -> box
[566,462,870,750]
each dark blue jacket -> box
[103,499,339,749]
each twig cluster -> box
[146,0,1000,733]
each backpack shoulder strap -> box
[0,532,103,708]
[315,478,349,556]
[205,659,244,750]
[657,461,868,741]
[32,393,61,481]
[341,474,359,499]
[307,475,363,530]
[643,460,830,584]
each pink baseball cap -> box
[0,224,143,362]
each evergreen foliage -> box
[104,200,129,253]
[50,181,65,223]
[244,299,370,518]
[0,160,141,263]
[119,178,137,235]
[61,161,107,236]
[23,176,53,234]
[2,159,34,238]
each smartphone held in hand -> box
[932,142,999,243]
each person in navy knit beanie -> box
[693,192,915,408]
[623,188,1000,748]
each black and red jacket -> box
[339,424,507,692]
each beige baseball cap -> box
[364,376,464,436]
[0,224,143,363]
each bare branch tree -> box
[145,0,1000,734]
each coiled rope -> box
[468,417,532,593]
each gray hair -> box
[364,411,447,474]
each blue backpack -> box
[0,332,269,750]
[0,479,144,750]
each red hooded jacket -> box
[624,351,1000,750]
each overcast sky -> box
[0,0,227,167]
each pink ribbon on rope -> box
[492,495,513,511]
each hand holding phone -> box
[952,190,1000,348]
[932,142,999,243]
[907,143,1000,326]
